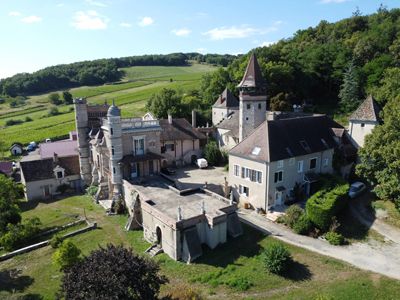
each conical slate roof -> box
[349,95,380,122]
[107,100,121,117]
[238,53,266,88]
[213,88,239,108]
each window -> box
[251,147,261,155]
[234,165,240,177]
[256,171,262,183]
[361,123,365,128]
[246,104,251,109]
[110,128,113,135]
[258,103,262,109]
[111,146,115,156]
[239,185,249,197]
[246,117,249,121]
[309,158,317,170]
[277,160,283,169]
[134,138,145,155]
[161,146,166,153]
[289,158,295,166]
[323,158,329,167]
[113,167,116,174]
[274,171,283,183]
[165,143,175,151]
[299,140,311,153]
[297,161,304,173]
[56,171,63,179]
[241,167,262,183]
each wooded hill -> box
[204,6,400,112]
[0,53,236,97]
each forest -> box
[200,6,400,113]
[0,53,236,97]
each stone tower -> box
[238,53,268,142]
[74,98,92,185]
[106,100,123,197]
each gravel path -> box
[238,209,400,280]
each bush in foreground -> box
[0,217,41,251]
[262,242,291,275]
[293,214,313,235]
[60,244,167,300]
[49,234,63,249]
[284,205,304,228]
[325,232,345,246]
[53,240,81,271]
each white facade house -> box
[348,95,380,148]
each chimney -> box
[53,152,59,164]
[168,114,172,124]
[192,110,197,128]
[201,200,205,214]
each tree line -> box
[0,53,236,97]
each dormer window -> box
[57,171,63,179]
[53,166,65,179]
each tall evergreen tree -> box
[338,61,361,113]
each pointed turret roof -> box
[107,99,120,117]
[213,88,239,108]
[349,95,380,122]
[238,53,266,88]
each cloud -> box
[9,11,22,17]
[120,22,132,28]
[57,3,65,7]
[85,0,107,7]
[138,16,154,27]
[260,41,276,47]
[320,0,349,3]
[171,28,191,37]
[196,48,207,54]
[21,16,42,23]
[203,25,278,40]
[72,10,108,30]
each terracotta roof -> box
[213,88,239,108]
[159,118,206,141]
[238,53,266,88]
[349,95,380,122]
[20,156,80,182]
[216,112,239,138]
[230,115,343,162]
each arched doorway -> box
[156,227,162,246]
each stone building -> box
[348,95,380,148]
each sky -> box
[0,0,399,79]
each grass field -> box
[1,195,400,300]
[0,64,215,156]
[372,200,400,229]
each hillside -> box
[206,7,400,115]
[0,63,216,156]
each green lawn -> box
[0,64,214,156]
[372,200,400,229]
[1,195,400,300]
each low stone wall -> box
[0,221,97,262]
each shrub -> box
[86,185,98,197]
[325,231,345,245]
[223,277,253,291]
[204,141,221,166]
[262,242,291,275]
[49,93,62,105]
[293,214,313,235]
[53,240,81,270]
[112,198,126,214]
[306,183,349,231]
[284,205,304,228]
[48,107,60,116]
[50,234,63,249]
[25,116,33,122]
[5,119,23,126]
[0,217,41,251]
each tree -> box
[60,244,167,300]
[53,240,81,271]
[0,175,23,233]
[374,67,400,106]
[62,91,73,105]
[145,88,183,119]
[203,141,221,166]
[338,61,361,113]
[48,93,61,105]
[356,98,400,210]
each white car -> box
[348,182,366,199]
[196,158,208,169]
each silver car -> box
[349,182,366,198]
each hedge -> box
[306,183,349,231]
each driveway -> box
[239,209,400,280]
[169,166,228,195]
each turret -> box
[74,98,92,185]
[106,100,123,197]
[238,53,268,142]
